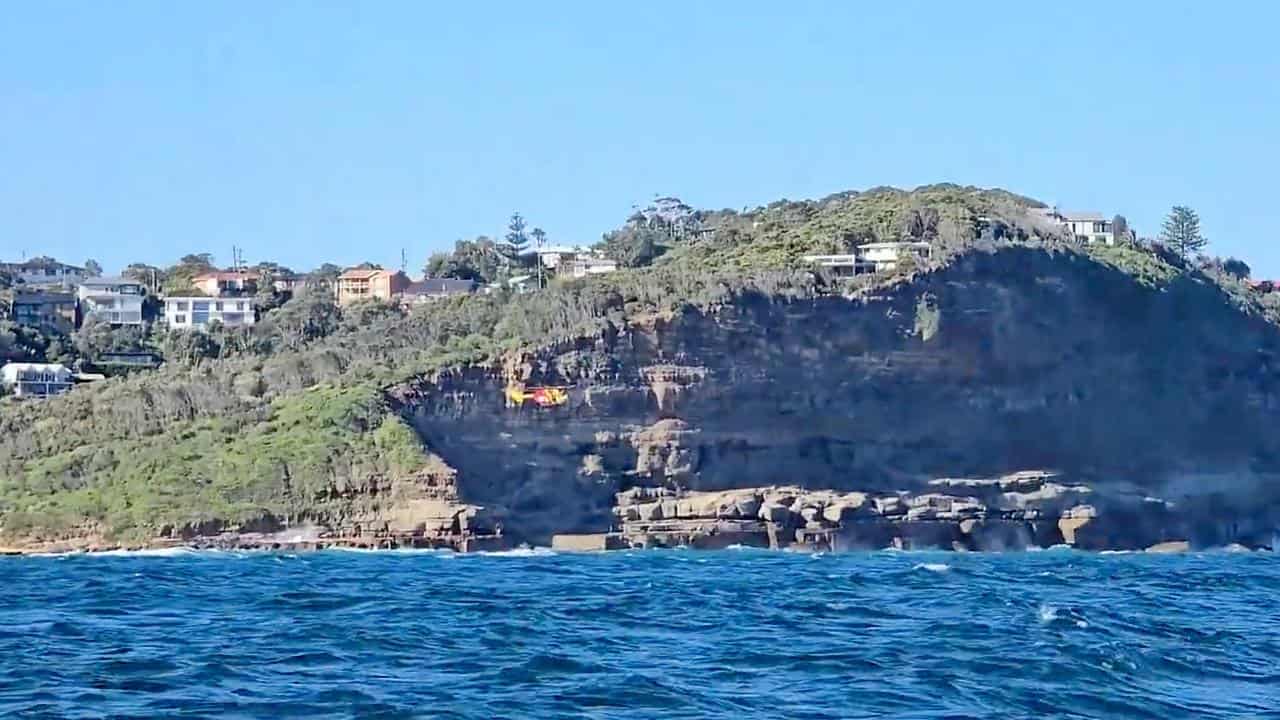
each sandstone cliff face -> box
[395,248,1280,547]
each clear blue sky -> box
[3,1,1278,276]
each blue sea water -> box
[1,548,1278,719]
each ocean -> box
[1,548,1277,719]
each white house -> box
[800,253,871,277]
[858,241,932,272]
[1032,208,1128,245]
[78,277,146,326]
[163,297,256,330]
[568,257,619,278]
[532,245,587,270]
[1060,212,1116,245]
[803,241,931,276]
[1,362,75,398]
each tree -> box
[502,212,529,262]
[899,206,940,241]
[260,286,341,350]
[123,263,165,292]
[1159,206,1207,261]
[312,263,343,280]
[84,259,103,277]
[1222,258,1251,280]
[425,237,504,283]
[179,253,216,269]
[1111,215,1130,244]
[598,227,662,268]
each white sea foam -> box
[479,546,557,558]
[90,547,205,558]
[1037,604,1059,623]
[914,562,950,573]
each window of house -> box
[174,314,187,324]
[236,302,245,311]
[175,301,188,312]
[215,301,224,312]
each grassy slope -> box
[1,184,1261,543]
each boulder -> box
[733,496,762,519]
[874,496,905,516]
[758,502,793,524]
[1146,540,1191,554]
[821,493,869,524]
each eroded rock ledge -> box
[552,471,1280,552]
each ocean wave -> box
[1,548,1274,718]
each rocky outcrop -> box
[603,472,1183,551]
[397,248,1280,549]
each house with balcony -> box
[11,292,77,332]
[1,362,75,398]
[858,241,932,272]
[1060,212,1116,245]
[0,258,86,288]
[1031,208,1134,245]
[802,241,930,276]
[191,271,260,297]
[77,277,146,326]
[163,296,256,330]
[335,268,411,307]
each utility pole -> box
[401,248,407,275]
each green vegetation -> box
[0,185,1262,544]
[1160,205,1208,261]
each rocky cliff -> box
[394,247,1280,549]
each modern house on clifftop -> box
[335,268,410,307]
[803,240,931,276]
[163,297,256,330]
[77,277,145,326]
[1032,208,1134,245]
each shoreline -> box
[0,537,1267,557]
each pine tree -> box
[1159,206,1207,261]
[502,212,529,262]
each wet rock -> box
[758,501,792,524]
[1146,540,1191,554]
[874,496,905,516]
[822,493,869,524]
